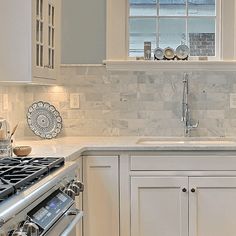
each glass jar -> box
[0,139,12,158]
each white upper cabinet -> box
[0,0,61,84]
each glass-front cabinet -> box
[0,0,61,84]
[34,0,58,80]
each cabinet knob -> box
[191,188,196,193]
[182,188,187,192]
[73,181,84,192]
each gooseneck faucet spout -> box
[181,73,199,136]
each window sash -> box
[127,0,221,59]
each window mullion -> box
[186,0,188,47]
[157,0,159,48]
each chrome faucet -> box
[181,73,199,136]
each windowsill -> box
[104,60,236,71]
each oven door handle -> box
[59,209,83,236]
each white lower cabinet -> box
[75,157,83,236]
[83,156,119,236]
[81,153,236,236]
[131,177,188,236]
[189,177,236,236]
[131,175,236,236]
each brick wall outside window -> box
[189,33,215,56]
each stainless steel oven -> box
[26,189,83,236]
[44,204,83,236]
[0,159,83,236]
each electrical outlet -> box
[70,93,80,109]
[230,94,236,108]
[3,94,8,110]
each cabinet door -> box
[75,157,83,236]
[32,0,60,81]
[83,156,119,236]
[189,177,236,236]
[131,177,188,236]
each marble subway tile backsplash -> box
[1,65,236,138]
[0,86,25,138]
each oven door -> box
[44,203,83,236]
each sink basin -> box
[136,137,236,146]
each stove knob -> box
[11,231,27,236]
[70,184,80,196]
[59,183,66,192]
[73,181,84,192]
[64,188,75,200]
[22,222,39,236]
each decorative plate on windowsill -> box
[27,101,62,139]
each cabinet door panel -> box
[83,156,119,236]
[131,177,188,236]
[32,0,59,81]
[189,177,236,236]
[75,157,83,236]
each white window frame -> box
[106,0,236,62]
[127,0,221,60]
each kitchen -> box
[1,0,236,236]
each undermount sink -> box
[136,137,236,145]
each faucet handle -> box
[192,120,199,128]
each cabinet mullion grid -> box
[48,3,55,69]
[36,0,44,67]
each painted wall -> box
[61,0,106,64]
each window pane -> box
[36,0,39,17]
[129,18,157,57]
[159,18,186,49]
[52,6,55,26]
[159,0,186,16]
[40,0,43,20]
[188,0,215,16]
[188,18,215,56]
[36,20,39,42]
[48,4,51,24]
[129,0,157,16]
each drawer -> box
[130,155,236,171]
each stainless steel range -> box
[0,157,83,236]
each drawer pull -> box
[89,166,111,169]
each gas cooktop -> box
[0,157,65,202]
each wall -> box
[1,66,236,138]
[0,86,25,139]
[61,0,106,64]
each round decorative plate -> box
[163,47,175,59]
[176,44,190,60]
[27,101,62,139]
[154,47,164,60]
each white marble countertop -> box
[13,136,236,160]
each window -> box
[128,0,218,58]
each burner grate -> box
[28,157,65,171]
[0,157,65,201]
[0,166,48,189]
[0,158,22,167]
[0,178,15,201]
[0,166,14,175]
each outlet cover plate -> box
[230,93,236,108]
[70,93,80,109]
